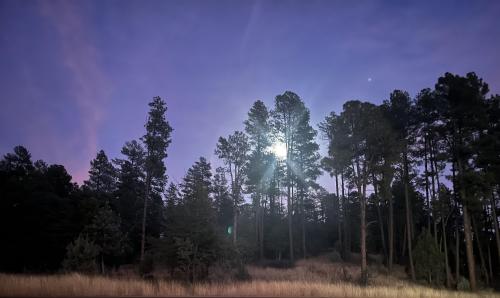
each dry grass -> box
[1,256,498,297]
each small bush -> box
[139,254,154,276]
[457,276,470,291]
[235,264,251,281]
[62,234,99,274]
[328,250,342,263]
[256,259,295,269]
[413,230,445,285]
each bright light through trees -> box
[271,141,287,160]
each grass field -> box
[1,256,498,297]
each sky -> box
[1,0,500,191]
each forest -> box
[1,71,499,293]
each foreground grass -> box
[1,273,498,297]
[1,256,497,297]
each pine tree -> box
[84,150,117,196]
[215,131,249,245]
[141,96,173,261]
[382,90,417,281]
[85,204,127,273]
[271,91,308,261]
[434,72,490,290]
[62,234,99,273]
[213,167,233,232]
[176,157,219,281]
[114,140,146,258]
[244,100,271,259]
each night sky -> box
[1,1,499,190]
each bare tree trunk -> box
[487,241,493,283]
[356,159,368,285]
[472,215,489,285]
[429,141,438,245]
[373,173,387,261]
[452,161,460,284]
[490,190,500,261]
[403,151,416,281]
[233,206,238,245]
[342,172,350,261]
[462,204,477,291]
[360,182,367,285]
[101,255,105,274]
[442,215,451,288]
[456,155,477,290]
[260,204,264,259]
[388,188,394,272]
[335,173,342,249]
[301,188,306,259]
[402,222,407,256]
[424,136,431,231]
[255,195,259,255]
[455,218,460,283]
[141,174,151,262]
[288,178,294,261]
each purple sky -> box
[1,1,500,191]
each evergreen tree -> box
[414,230,445,285]
[215,131,249,245]
[244,100,271,259]
[382,90,417,281]
[174,157,219,281]
[84,150,117,196]
[141,96,173,261]
[114,140,146,258]
[434,72,490,290]
[271,91,309,261]
[85,204,127,273]
[213,167,233,233]
[62,234,99,273]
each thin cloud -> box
[39,1,111,184]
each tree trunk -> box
[430,140,438,245]
[288,179,294,261]
[301,188,306,259]
[487,241,493,283]
[141,174,151,262]
[388,187,394,272]
[260,204,264,259]
[462,204,477,290]
[403,151,416,281]
[233,205,238,245]
[472,215,489,285]
[341,172,350,261]
[402,222,407,257]
[358,161,368,285]
[452,161,460,283]
[373,173,387,261]
[335,173,342,249]
[360,183,367,285]
[255,195,260,256]
[455,218,460,283]
[442,215,451,288]
[456,154,477,290]
[424,135,431,231]
[490,190,500,261]
[101,254,105,274]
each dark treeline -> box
[0,72,499,290]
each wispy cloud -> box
[39,1,111,184]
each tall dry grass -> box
[1,256,498,297]
[1,274,498,297]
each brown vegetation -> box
[1,256,498,297]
